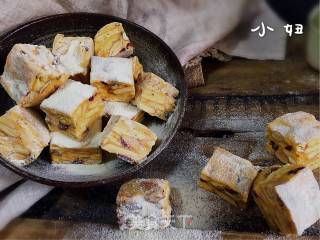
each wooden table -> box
[0,37,319,239]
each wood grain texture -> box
[182,95,319,133]
[190,37,319,98]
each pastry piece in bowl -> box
[0,105,50,166]
[0,44,69,107]
[94,22,133,58]
[52,34,94,82]
[117,178,171,230]
[198,147,258,208]
[90,56,135,102]
[134,72,179,120]
[101,115,157,164]
[50,119,102,164]
[40,80,104,141]
[104,101,144,122]
[252,164,320,236]
[132,56,143,80]
[266,111,320,169]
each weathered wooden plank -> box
[1,218,318,240]
[19,132,319,236]
[182,95,319,133]
[190,37,320,98]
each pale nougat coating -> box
[134,72,179,120]
[94,22,133,58]
[50,119,102,164]
[117,178,171,230]
[101,115,157,164]
[252,165,320,236]
[40,80,104,140]
[266,111,320,169]
[0,44,69,107]
[52,34,94,82]
[0,105,50,166]
[199,147,258,208]
[90,56,135,102]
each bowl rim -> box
[0,12,188,188]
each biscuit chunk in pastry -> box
[199,147,258,208]
[0,105,50,166]
[52,34,94,82]
[252,165,320,236]
[117,178,171,230]
[101,116,157,164]
[132,56,143,80]
[94,22,133,58]
[0,44,69,107]
[104,101,144,122]
[266,112,320,169]
[134,72,179,120]
[90,56,135,102]
[40,80,104,140]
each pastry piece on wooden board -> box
[0,105,50,166]
[0,44,69,107]
[90,56,135,102]
[52,34,94,83]
[252,164,320,236]
[104,101,144,122]
[40,80,104,141]
[117,178,171,230]
[101,115,157,164]
[50,119,102,164]
[199,147,258,208]
[134,72,179,120]
[266,111,320,170]
[94,22,133,58]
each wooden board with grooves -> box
[1,37,319,239]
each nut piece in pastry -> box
[90,56,135,102]
[40,80,104,140]
[94,22,133,58]
[50,119,102,164]
[0,105,50,166]
[266,112,320,170]
[198,147,258,208]
[52,34,94,82]
[134,72,179,120]
[101,115,157,164]
[252,165,320,236]
[0,44,69,107]
[117,178,171,230]
[132,56,143,80]
[104,101,144,122]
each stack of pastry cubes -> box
[0,22,179,166]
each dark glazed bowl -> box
[0,13,187,187]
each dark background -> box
[268,0,318,24]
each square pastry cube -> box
[134,72,179,120]
[199,147,258,208]
[50,119,102,164]
[52,34,94,82]
[266,112,320,169]
[104,101,144,122]
[90,56,135,102]
[0,105,50,166]
[117,178,171,230]
[94,22,133,58]
[101,116,157,164]
[40,80,104,140]
[0,44,69,107]
[252,165,320,236]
